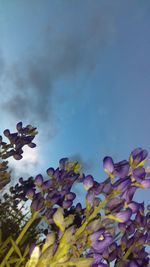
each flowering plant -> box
[0,122,150,266]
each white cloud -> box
[8,145,40,184]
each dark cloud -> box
[0,2,116,140]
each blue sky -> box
[0,1,150,207]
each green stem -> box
[1,211,39,267]
[52,197,109,265]
[74,189,121,239]
[121,242,142,261]
[75,197,108,238]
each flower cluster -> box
[0,123,150,267]
[0,122,38,190]
[0,121,37,160]
[8,149,150,266]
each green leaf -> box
[5,262,10,267]
[42,233,56,253]
[70,258,93,267]
[23,244,30,258]
[53,207,65,232]
[0,236,12,252]
[10,237,23,259]
[55,257,93,267]
[25,246,40,267]
[8,258,20,264]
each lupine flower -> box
[46,191,61,205]
[83,175,94,190]
[16,121,23,131]
[47,167,55,177]
[103,157,114,173]
[13,153,23,160]
[29,243,36,256]
[19,177,24,184]
[89,228,112,253]
[121,186,137,203]
[34,174,43,187]
[2,142,150,266]
[62,200,73,209]
[91,253,102,265]
[126,221,135,235]
[86,189,95,208]
[105,197,124,214]
[127,201,140,213]
[135,210,146,227]
[103,157,129,179]
[75,202,82,213]
[113,176,131,193]
[26,188,35,199]
[113,160,130,178]
[64,192,76,201]
[132,167,146,181]
[140,179,150,188]
[59,157,69,170]
[31,193,44,211]
[41,180,53,191]
[3,129,10,137]
[107,208,132,223]
[45,208,57,223]
[28,142,36,148]
[91,263,109,267]
[129,147,148,169]
[99,178,113,195]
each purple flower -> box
[16,121,23,131]
[13,153,23,160]
[113,208,132,223]
[59,158,69,170]
[103,157,114,173]
[45,208,57,223]
[3,129,10,137]
[62,200,73,209]
[128,260,139,267]
[75,203,82,213]
[26,188,35,199]
[31,193,44,211]
[113,160,130,178]
[91,262,109,267]
[47,167,55,177]
[46,191,61,205]
[121,186,137,203]
[113,177,131,193]
[132,167,146,181]
[29,243,36,256]
[105,197,124,213]
[53,168,60,181]
[28,142,36,148]
[89,228,112,253]
[130,148,148,168]
[140,179,150,188]
[86,190,95,206]
[83,175,94,190]
[19,177,24,184]
[65,192,76,201]
[42,180,53,190]
[103,157,129,179]
[99,178,112,195]
[128,201,140,213]
[34,174,43,187]
[91,253,102,264]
